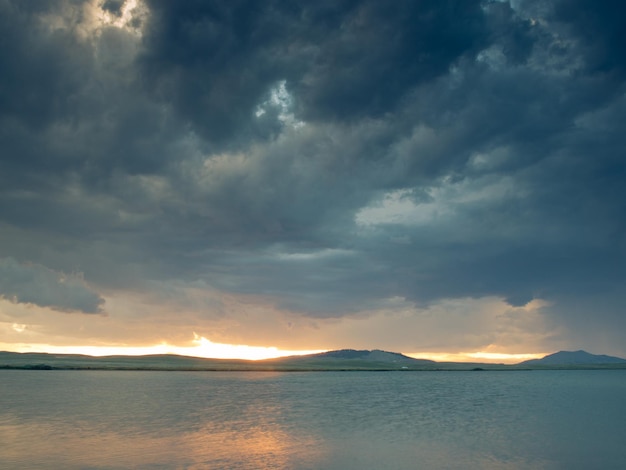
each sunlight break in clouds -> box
[97,0,141,30]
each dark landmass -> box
[519,350,626,366]
[1,349,625,372]
[314,349,434,364]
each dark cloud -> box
[139,0,297,144]
[139,0,489,140]
[549,0,626,77]
[0,257,104,313]
[102,0,125,16]
[0,1,91,130]
[292,0,489,122]
[0,0,625,354]
[485,1,535,65]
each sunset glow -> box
[2,335,326,361]
[406,351,546,364]
[1,335,544,364]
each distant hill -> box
[2,349,625,371]
[520,350,626,366]
[0,351,251,371]
[262,349,438,370]
[308,349,435,364]
[0,349,437,371]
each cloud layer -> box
[1,0,625,356]
[0,257,104,313]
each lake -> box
[1,369,625,469]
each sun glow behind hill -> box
[2,322,546,363]
[407,351,546,364]
[2,337,546,364]
[2,335,326,361]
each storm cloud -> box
[0,257,104,313]
[1,0,625,357]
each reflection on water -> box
[1,370,626,469]
[0,371,326,469]
[0,418,324,469]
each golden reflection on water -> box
[185,420,324,469]
[1,418,325,469]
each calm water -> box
[1,370,625,469]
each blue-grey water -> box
[1,370,625,469]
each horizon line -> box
[0,339,549,364]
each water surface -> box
[1,370,625,469]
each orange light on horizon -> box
[180,334,327,360]
[1,333,545,363]
[406,351,546,364]
[0,335,326,361]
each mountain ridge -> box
[297,349,435,364]
[1,348,625,371]
[520,350,626,365]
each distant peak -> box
[520,350,626,365]
[312,349,434,364]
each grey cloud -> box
[0,257,104,313]
[548,0,626,77]
[0,0,625,352]
[102,0,125,16]
[485,1,535,65]
[292,1,489,122]
[0,1,92,130]
[139,0,489,141]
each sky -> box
[1,0,625,362]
